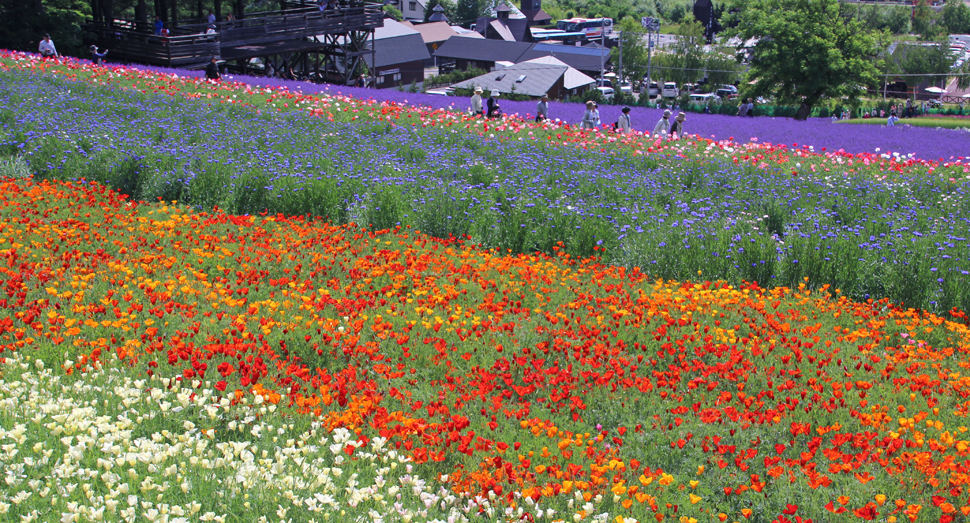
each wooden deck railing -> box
[83,3,383,68]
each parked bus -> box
[555,17,614,39]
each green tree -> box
[899,40,954,88]
[455,0,482,27]
[725,0,882,120]
[940,0,970,34]
[0,0,89,57]
[612,16,648,85]
[885,6,910,35]
[424,0,457,22]
[383,4,404,21]
[912,0,940,38]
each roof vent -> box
[496,73,507,81]
[516,75,527,83]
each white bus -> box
[555,18,614,39]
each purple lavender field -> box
[198,70,970,162]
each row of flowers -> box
[1,50,967,176]
[2,177,970,521]
[1,62,968,313]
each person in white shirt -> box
[617,106,632,133]
[581,101,600,129]
[38,34,58,58]
[653,109,671,136]
[470,86,483,116]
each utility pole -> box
[619,32,623,94]
[642,17,659,94]
[600,18,605,91]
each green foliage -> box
[725,0,883,120]
[0,0,89,58]
[912,0,940,38]
[940,0,970,34]
[383,4,405,21]
[424,68,487,89]
[423,0,458,22]
[455,0,486,27]
[898,41,954,88]
[613,16,648,84]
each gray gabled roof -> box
[518,43,610,73]
[452,57,594,97]
[433,37,532,62]
[366,32,431,69]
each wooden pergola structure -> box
[83,0,383,84]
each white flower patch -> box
[0,354,494,522]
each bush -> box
[424,68,487,90]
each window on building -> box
[409,1,416,10]
[376,75,385,85]
[393,73,402,81]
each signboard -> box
[641,16,660,31]
[380,68,400,75]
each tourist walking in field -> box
[486,89,501,118]
[470,87,483,116]
[669,112,686,139]
[205,56,221,80]
[737,99,748,117]
[536,93,549,122]
[89,45,108,66]
[616,106,632,133]
[38,34,58,58]
[653,109,671,137]
[581,101,599,129]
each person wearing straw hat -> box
[581,101,600,129]
[669,112,686,139]
[486,89,501,118]
[535,93,549,122]
[653,109,671,137]
[470,86,483,117]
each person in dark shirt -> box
[89,45,108,65]
[205,56,221,80]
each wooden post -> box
[214,0,222,20]
[197,0,203,20]
[170,0,178,26]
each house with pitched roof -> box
[451,56,595,99]
[400,20,483,64]
[363,19,432,87]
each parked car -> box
[662,81,679,98]
[596,78,614,89]
[643,80,660,99]
[715,85,738,99]
[596,86,615,100]
[689,93,720,105]
[619,81,633,94]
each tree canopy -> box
[725,0,883,120]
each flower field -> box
[1,52,969,313]
[2,51,970,523]
[2,176,970,523]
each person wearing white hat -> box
[470,86,483,116]
[653,109,671,136]
[486,89,501,118]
